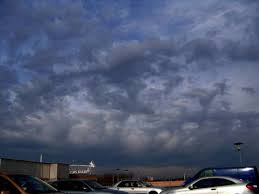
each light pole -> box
[234,142,244,166]
[116,168,120,182]
[116,168,129,181]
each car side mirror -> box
[188,186,194,190]
[1,191,11,194]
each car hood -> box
[161,187,188,194]
[96,188,128,194]
[109,186,161,191]
[41,193,64,194]
[62,191,102,194]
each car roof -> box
[202,166,256,170]
[51,179,84,181]
[189,176,243,184]
[115,180,139,184]
[0,172,28,176]
[50,179,98,183]
[117,180,143,182]
[79,179,97,182]
[114,180,148,186]
[199,166,257,171]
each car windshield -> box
[140,181,152,187]
[83,180,106,190]
[10,175,58,193]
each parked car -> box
[110,180,163,194]
[162,176,258,194]
[183,166,259,187]
[49,179,128,194]
[0,172,62,194]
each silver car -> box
[111,180,163,194]
[49,179,128,194]
[162,176,258,194]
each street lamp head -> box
[234,142,244,151]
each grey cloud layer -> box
[1,0,259,174]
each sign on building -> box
[69,161,95,174]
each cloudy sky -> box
[1,0,259,178]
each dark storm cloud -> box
[242,87,256,95]
[0,66,17,121]
[1,0,259,177]
[184,80,229,113]
[183,39,219,64]
[223,40,259,62]
[0,66,17,87]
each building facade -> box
[0,158,69,180]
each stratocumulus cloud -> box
[0,0,259,177]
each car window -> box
[199,169,213,178]
[193,179,213,189]
[66,181,91,191]
[141,181,152,187]
[52,181,85,191]
[133,181,142,187]
[213,178,235,187]
[83,180,105,190]
[0,176,21,194]
[118,181,126,187]
[69,181,84,191]
[52,181,68,190]
[10,175,57,193]
[118,181,133,187]
[50,181,58,189]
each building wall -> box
[57,163,69,179]
[0,158,69,180]
[0,158,42,176]
[42,163,51,180]
[147,180,184,187]
[49,164,58,180]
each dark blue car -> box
[183,166,259,187]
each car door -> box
[130,181,147,194]
[186,178,217,194]
[116,181,135,193]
